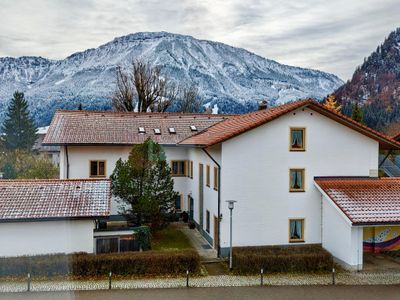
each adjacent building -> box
[0,179,111,257]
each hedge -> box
[233,245,333,274]
[0,250,200,277]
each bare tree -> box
[112,61,178,113]
[152,81,180,112]
[112,66,135,112]
[176,85,202,113]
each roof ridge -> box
[179,98,400,149]
[55,109,236,118]
[0,178,111,183]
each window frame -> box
[289,127,306,151]
[289,218,305,243]
[89,160,106,178]
[171,160,187,177]
[206,165,210,187]
[213,167,218,191]
[175,194,183,211]
[289,168,305,192]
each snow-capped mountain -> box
[0,32,343,126]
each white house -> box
[33,126,60,167]
[0,179,111,257]
[43,99,400,270]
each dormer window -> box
[169,127,176,134]
[138,127,145,133]
[290,128,305,151]
[190,125,197,131]
[154,128,161,135]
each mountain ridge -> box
[334,28,400,132]
[0,31,343,126]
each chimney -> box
[258,100,268,110]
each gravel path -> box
[2,272,400,293]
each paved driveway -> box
[2,285,400,300]
[363,253,400,272]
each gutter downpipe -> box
[65,145,70,179]
[202,147,221,258]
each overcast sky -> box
[0,0,398,80]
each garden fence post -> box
[260,268,264,286]
[332,267,335,285]
[186,270,189,288]
[109,271,112,290]
[27,273,31,292]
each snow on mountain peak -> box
[0,31,343,126]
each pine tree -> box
[351,102,364,124]
[1,91,37,151]
[78,103,83,110]
[324,95,341,112]
[111,138,177,231]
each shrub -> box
[0,250,200,277]
[233,245,333,274]
[136,226,152,250]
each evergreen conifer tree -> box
[351,102,364,124]
[1,91,37,151]
[111,138,177,231]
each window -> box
[190,125,197,131]
[138,127,145,133]
[290,128,305,151]
[213,167,218,190]
[154,128,161,135]
[169,127,176,134]
[96,236,139,253]
[171,161,186,176]
[289,219,304,242]
[289,169,305,192]
[206,210,210,233]
[96,237,118,253]
[206,165,210,187]
[90,160,106,177]
[175,194,182,211]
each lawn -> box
[151,225,193,251]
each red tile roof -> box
[0,179,111,221]
[43,110,230,145]
[393,132,400,141]
[180,99,400,149]
[315,177,400,225]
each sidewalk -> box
[177,223,218,261]
[2,272,400,293]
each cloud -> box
[0,0,398,79]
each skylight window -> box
[190,125,197,131]
[154,128,161,135]
[138,127,145,133]
[169,127,176,134]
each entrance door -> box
[213,215,219,249]
[199,163,204,230]
[188,195,194,220]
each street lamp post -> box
[226,200,237,270]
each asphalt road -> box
[1,286,400,300]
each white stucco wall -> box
[320,193,363,269]
[0,220,95,257]
[60,144,220,228]
[219,107,378,251]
